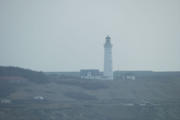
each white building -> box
[104,36,113,80]
[33,96,45,101]
[80,69,102,80]
[0,99,11,104]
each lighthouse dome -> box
[104,35,112,48]
[105,35,111,40]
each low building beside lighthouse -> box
[80,69,102,80]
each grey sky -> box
[0,0,180,71]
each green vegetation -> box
[0,66,48,97]
[0,66,180,120]
[0,66,48,83]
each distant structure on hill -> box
[80,36,113,80]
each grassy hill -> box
[0,66,180,120]
[0,66,48,97]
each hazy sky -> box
[0,0,180,71]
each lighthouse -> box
[104,35,113,80]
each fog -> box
[0,0,180,71]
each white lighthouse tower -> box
[104,35,113,80]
